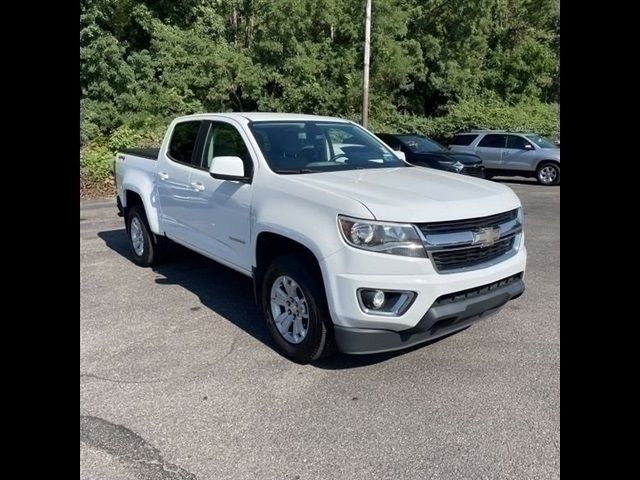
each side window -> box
[377,135,401,151]
[203,122,253,177]
[168,121,202,164]
[507,135,533,150]
[450,134,478,146]
[478,134,506,148]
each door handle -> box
[191,182,205,191]
[158,172,169,181]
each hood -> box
[443,151,483,164]
[285,167,520,223]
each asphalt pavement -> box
[80,178,559,480]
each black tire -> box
[125,204,165,267]
[261,254,334,363]
[536,162,560,186]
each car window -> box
[249,121,405,174]
[396,135,445,153]
[375,134,401,150]
[450,134,478,146]
[203,122,253,177]
[168,121,202,164]
[506,135,533,150]
[525,134,557,149]
[478,134,506,148]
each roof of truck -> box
[175,112,352,123]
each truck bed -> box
[120,148,159,160]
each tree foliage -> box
[80,0,559,185]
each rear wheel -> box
[261,254,334,363]
[536,162,560,185]
[126,205,165,267]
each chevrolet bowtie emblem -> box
[472,227,501,247]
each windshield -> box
[525,134,557,149]
[397,135,446,153]
[249,121,408,174]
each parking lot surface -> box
[81,179,559,480]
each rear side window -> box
[506,135,533,149]
[478,134,507,148]
[450,134,478,146]
[168,121,202,164]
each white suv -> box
[449,130,560,185]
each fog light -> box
[357,289,416,316]
[372,290,385,309]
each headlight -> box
[338,216,426,257]
[516,206,524,225]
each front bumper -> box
[320,240,526,332]
[334,274,524,354]
[438,164,485,178]
[461,165,485,178]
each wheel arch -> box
[535,158,560,170]
[120,177,161,234]
[253,231,326,306]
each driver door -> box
[475,134,507,169]
[184,121,255,272]
[503,134,537,172]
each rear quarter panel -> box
[116,154,162,234]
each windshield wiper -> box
[274,168,317,174]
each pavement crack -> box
[81,336,240,385]
[80,373,171,384]
[80,415,197,479]
[221,336,238,360]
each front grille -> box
[431,237,515,272]
[433,273,523,306]
[418,209,517,235]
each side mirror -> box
[524,143,534,150]
[395,150,407,161]
[209,156,250,182]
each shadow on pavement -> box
[98,228,456,370]
[490,177,540,185]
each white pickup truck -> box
[115,113,526,363]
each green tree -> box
[80,0,559,150]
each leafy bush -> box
[371,98,559,143]
[80,98,558,188]
[81,144,115,184]
[81,124,166,185]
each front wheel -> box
[261,254,334,363]
[536,162,560,186]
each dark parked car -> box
[376,133,485,178]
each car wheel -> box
[536,162,560,186]
[126,204,165,267]
[262,254,334,363]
